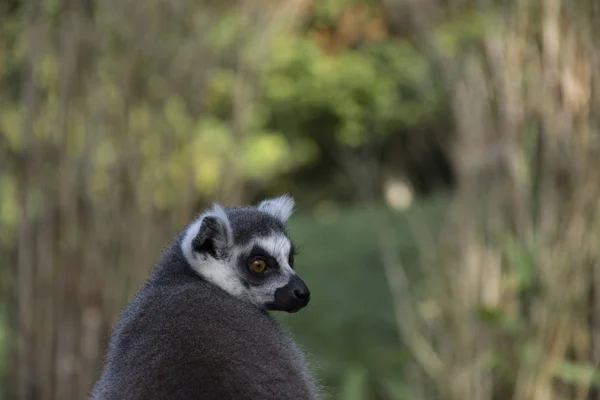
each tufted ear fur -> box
[257,194,295,223]
[185,204,232,260]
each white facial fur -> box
[181,198,299,309]
[181,205,244,298]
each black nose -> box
[272,275,312,313]
[294,287,310,301]
[289,275,310,304]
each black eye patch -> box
[245,245,279,269]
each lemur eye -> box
[249,259,267,273]
[288,253,295,268]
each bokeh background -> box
[1,0,600,399]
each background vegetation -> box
[1,0,600,399]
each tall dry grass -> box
[380,0,600,399]
[8,1,306,398]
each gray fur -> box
[90,196,320,400]
[227,207,287,245]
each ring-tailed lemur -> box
[90,195,321,400]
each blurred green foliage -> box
[0,0,495,398]
[0,0,460,228]
[0,313,5,400]
[259,33,439,147]
[2,0,599,398]
[283,198,447,398]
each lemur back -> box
[91,196,320,400]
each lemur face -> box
[182,195,311,313]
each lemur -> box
[90,195,320,400]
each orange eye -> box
[250,259,267,273]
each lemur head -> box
[181,194,310,313]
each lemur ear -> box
[187,204,232,259]
[257,194,295,223]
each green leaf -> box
[502,235,537,291]
[553,361,600,388]
[241,132,291,179]
[477,306,526,335]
